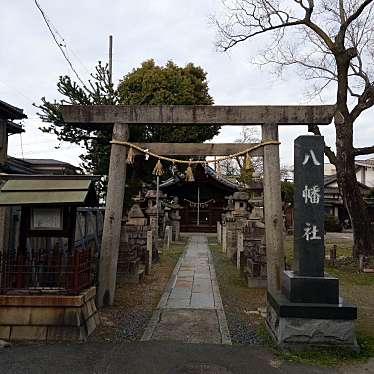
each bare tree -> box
[215,0,374,257]
[221,158,240,176]
[235,126,263,176]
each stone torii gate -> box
[61,105,335,307]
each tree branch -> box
[350,83,374,121]
[344,0,374,29]
[218,19,305,51]
[354,145,374,156]
[308,124,337,165]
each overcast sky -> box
[1,0,373,169]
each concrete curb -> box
[141,249,186,341]
[208,250,232,345]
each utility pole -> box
[108,35,113,85]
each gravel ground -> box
[224,310,261,345]
[89,244,185,343]
[209,239,267,346]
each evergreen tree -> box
[36,60,219,195]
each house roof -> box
[0,100,27,120]
[0,175,98,206]
[324,174,371,190]
[324,174,338,187]
[1,157,80,175]
[356,158,374,167]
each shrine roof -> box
[160,166,240,191]
[6,120,24,134]
[0,100,27,120]
[0,175,99,206]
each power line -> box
[0,80,34,105]
[33,0,86,87]
[19,134,25,159]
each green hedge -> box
[325,214,343,232]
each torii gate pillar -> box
[262,123,284,296]
[97,122,129,307]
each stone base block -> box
[246,277,267,289]
[0,287,100,341]
[282,270,339,304]
[266,292,358,350]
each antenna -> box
[109,35,113,85]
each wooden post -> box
[262,123,284,296]
[145,230,152,275]
[222,226,227,253]
[237,230,244,270]
[97,122,128,307]
[217,221,221,244]
[164,226,171,251]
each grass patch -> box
[284,235,353,268]
[89,239,186,343]
[210,235,374,366]
[160,241,186,264]
[208,237,266,345]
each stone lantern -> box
[169,197,182,241]
[145,189,166,238]
[232,191,250,220]
[127,202,147,226]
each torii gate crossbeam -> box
[61,104,335,307]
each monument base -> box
[282,270,339,304]
[266,292,358,350]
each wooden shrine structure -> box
[160,164,239,233]
[61,104,335,307]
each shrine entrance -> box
[61,104,335,307]
[160,164,238,233]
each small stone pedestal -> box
[0,287,99,341]
[266,135,357,350]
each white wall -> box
[324,163,374,188]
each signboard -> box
[30,207,64,231]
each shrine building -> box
[160,164,263,233]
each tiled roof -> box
[0,100,27,120]
[160,165,240,190]
[356,158,374,167]
[0,157,79,175]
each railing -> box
[0,248,95,295]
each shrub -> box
[325,214,343,232]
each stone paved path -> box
[142,234,231,344]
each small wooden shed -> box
[0,175,101,342]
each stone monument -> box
[267,135,357,349]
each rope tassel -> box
[186,162,194,182]
[127,147,135,164]
[245,152,253,170]
[152,159,164,176]
[216,161,221,176]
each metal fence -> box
[0,247,95,294]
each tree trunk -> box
[335,120,374,257]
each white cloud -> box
[1,0,373,169]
